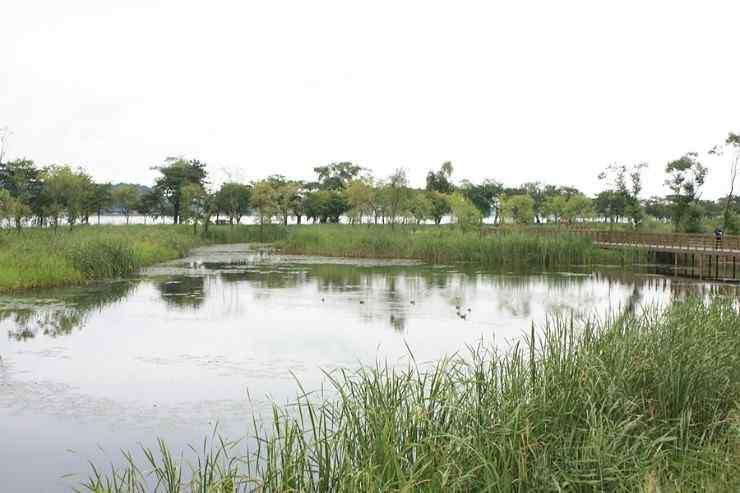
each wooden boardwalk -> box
[485,228,740,280]
[569,230,740,259]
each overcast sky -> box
[1,0,738,198]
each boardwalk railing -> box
[485,228,740,254]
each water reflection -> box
[3,255,740,341]
[155,276,206,309]
[1,280,136,340]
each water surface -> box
[1,244,737,491]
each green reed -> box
[277,225,635,267]
[0,224,280,292]
[78,298,740,492]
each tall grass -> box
[0,224,282,292]
[277,225,636,267]
[79,298,740,491]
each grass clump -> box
[80,298,740,491]
[277,225,633,267]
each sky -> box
[1,0,739,198]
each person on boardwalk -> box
[714,226,724,249]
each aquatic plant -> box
[0,225,280,292]
[78,297,740,491]
[277,225,636,267]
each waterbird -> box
[455,305,460,310]
[410,300,415,305]
[360,300,365,304]
[459,313,467,320]
[321,297,325,302]
[467,308,471,312]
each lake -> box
[1,244,737,491]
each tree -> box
[267,176,300,226]
[215,182,251,225]
[345,179,375,225]
[710,133,740,233]
[449,192,482,232]
[562,194,593,224]
[152,158,208,224]
[426,161,454,194]
[598,163,647,228]
[381,168,411,228]
[543,194,568,225]
[521,182,546,223]
[312,162,363,191]
[111,185,141,224]
[427,191,450,225]
[665,153,708,232]
[0,189,29,231]
[89,183,112,224]
[137,190,166,223]
[42,165,93,230]
[459,179,503,221]
[0,158,43,222]
[407,191,432,225]
[501,194,535,225]
[179,184,209,234]
[251,180,277,239]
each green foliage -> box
[312,162,363,191]
[448,192,482,232]
[111,184,141,223]
[0,225,275,291]
[277,225,620,267]
[345,179,375,224]
[82,298,740,491]
[665,153,708,232]
[214,182,251,225]
[460,179,503,218]
[42,165,96,229]
[500,194,535,224]
[425,160,454,194]
[426,191,450,225]
[152,157,208,224]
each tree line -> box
[0,132,738,234]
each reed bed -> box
[0,224,280,292]
[277,225,636,267]
[79,298,740,492]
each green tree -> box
[460,179,503,221]
[0,158,43,222]
[543,194,568,225]
[449,192,482,232]
[215,182,251,225]
[89,183,113,224]
[152,158,208,224]
[407,191,432,225]
[426,191,450,225]
[0,189,30,231]
[42,166,93,230]
[179,184,208,234]
[501,194,535,225]
[710,133,740,233]
[426,161,454,194]
[562,194,593,224]
[111,184,141,224]
[381,168,411,228]
[312,162,363,191]
[251,180,277,239]
[665,153,708,232]
[345,179,375,225]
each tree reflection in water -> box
[2,280,137,340]
[4,255,740,340]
